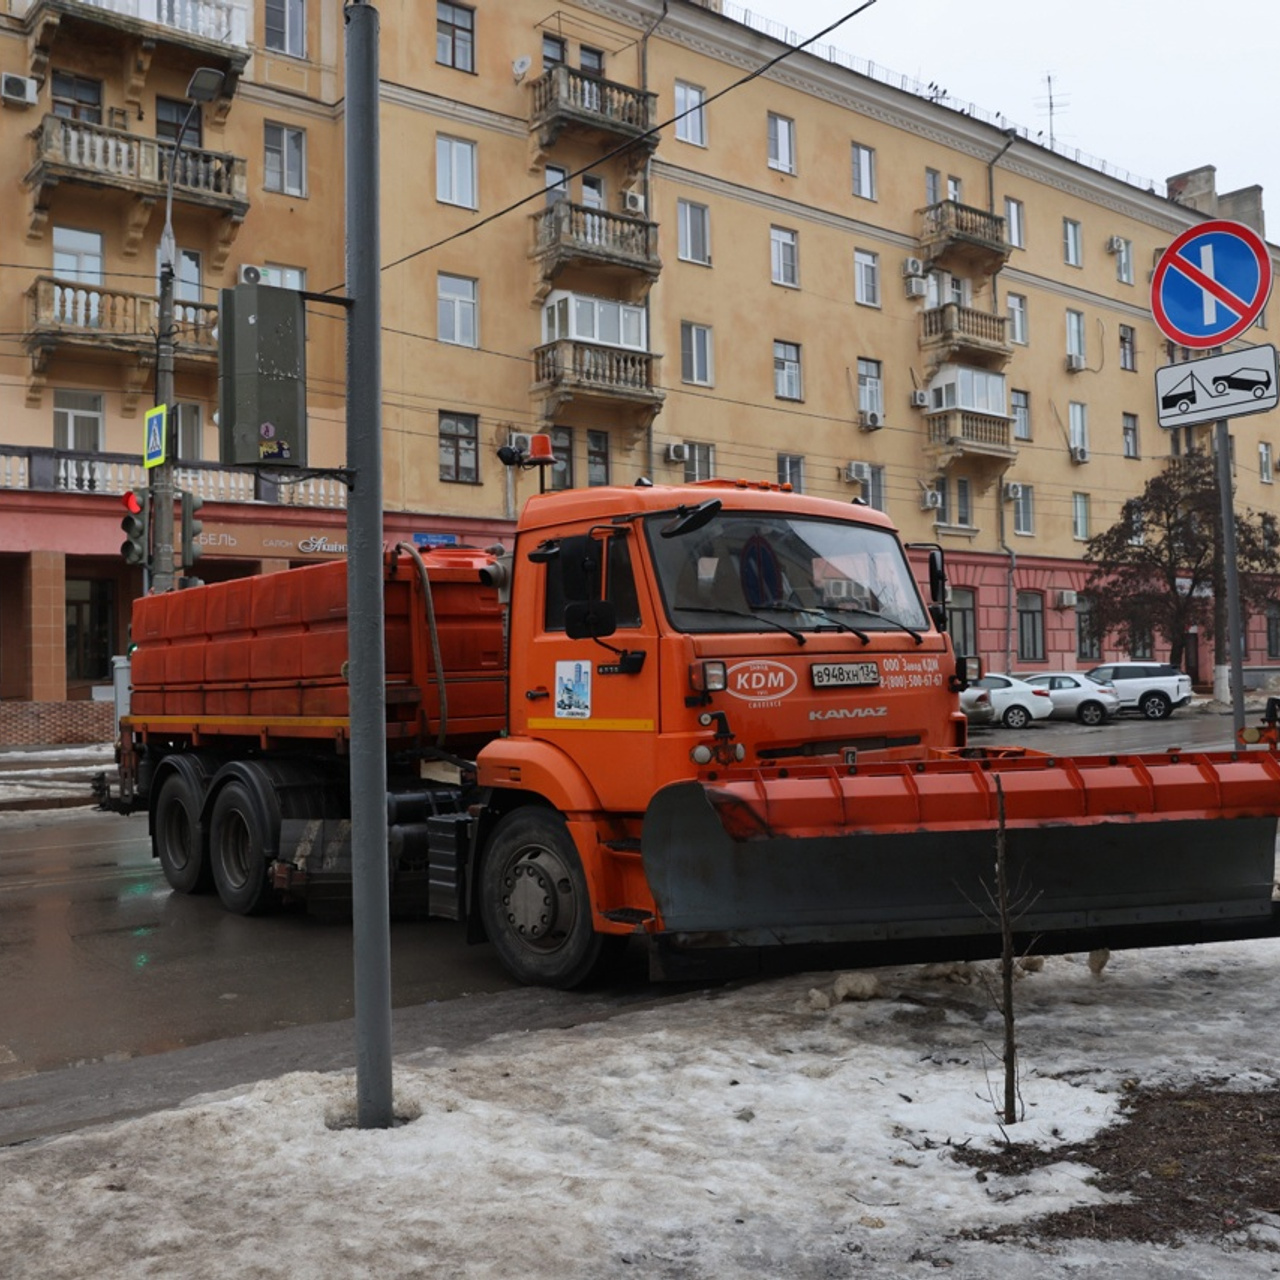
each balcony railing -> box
[919,200,1010,273]
[27,276,217,354]
[529,65,657,148]
[0,446,347,510]
[533,340,662,404]
[925,409,1015,458]
[14,0,249,47]
[30,115,249,212]
[920,303,1011,363]
[532,201,661,279]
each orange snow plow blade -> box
[641,750,1280,975]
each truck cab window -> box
[542,534,642,631]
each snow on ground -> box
[4,941,1280,1278]
[0,744,113,806]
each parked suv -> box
[1083,662,1193,720]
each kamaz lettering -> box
[809,706,889,720]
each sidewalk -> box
[0,742,116,812]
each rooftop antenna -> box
[1034,73,1070,150]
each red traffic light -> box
[121,490,144,516]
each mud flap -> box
[641,781,1277,951]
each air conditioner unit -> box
[845,461,872,484]
[664,442,689,463]
[901,256,925,278]
[1069,445,1090,464]
[0,74,37,107]
[909,389,930,409]
[509,431,533,454]
[858,410,882,431]
[1057,589,1079,608]
[1105,235,1126,254]
[904,276,928,299]
[622,190,646,216]
[920,489,944,511]
[1003,482,1023,502]
[239,263,265,285]
[1065,353,1086,372]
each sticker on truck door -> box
[554,661,592,718]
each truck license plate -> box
[811,662,879,688]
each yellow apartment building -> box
[0,0,1277,735]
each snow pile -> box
[0,745,113,806]
[4,941,1280,1277]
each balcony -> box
[20,0,249,115]
[531,202,661,293]
[923,409,1016,466]
[919,201,1010,275]
[532,340,664,423]
[529,65,657,169]
[26,116,249,260]
[919,303,1012,367]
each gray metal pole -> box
[1215,420,1246,738]
[345,0,393,1129]
[152,259,177,594]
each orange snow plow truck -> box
[106,480,1280,987]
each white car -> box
[961,674,1054,729]
[1018,672,1120,725]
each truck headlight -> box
[689,660,727,693]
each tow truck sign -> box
[1154,344,1278,429]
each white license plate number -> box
[811,662,879,688]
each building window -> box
[773,340,802,400]
[777,453,804,491]
[929,366,1006,415]
[587,429,610,486]
[857,358,883,417]
[439,412,479,483]
[767,113,795,173]
[675,81,706,145]
[680,321,714,385]
[66,578,114,682]
[1066,309,1086,360]
[1072,492,1091,540]
[865,465,887,512]
[436,3,474,72]
[1123,412,1140,459]
[854,249,880,306]
[543,290,646,351]
[436,135,476,208]
[925,168,941,206]
[437,273,477,347]
[851,143,876,199]
[1069,401,1089,453]
[950,587,976,658]
[1064,217,1083,266]
[173,403,203,462]
[1262,441,1274,483]
[946,175,962,203]
[156,96,202,148]
[770,226,798,286]
[264,123,305,195]
[52,70,102,123]
[1268,603,1280,660]
[1011,388,1031,441]
[265,0,305,58]
[1007,293,1028,344]
[53,389,104,453]
[1115,237,1134,284]
[1119,324,1137,371]
[1005,196,1024,248]
[955,476,972,527]
[542,34,565,66]
[933,478,949,524]
[1014,484,1034,535]
[1132,628,1154,661]
[549,425,574,491]
[580,46,604,77]
[684,441,715,482]
[1017,591,1045,662]
[1077,596,1102,660]
[677,199,711,264]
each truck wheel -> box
[1076,700,1106,726]
[209,781,274,915]
[1140,691,1172,720]
[480,808,620,989]
[1001,704,1031,729]
[154,774,210,894]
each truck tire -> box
[209,781,275,915]
[1140,691,1172,720]
[479,808,621,989]
[154,773,210,894]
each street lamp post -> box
[151,66,225,593]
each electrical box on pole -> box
[180,490,204,570]
[120,489,150,565]
[218,283,308,467]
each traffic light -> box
[180,490,204,570]
[120,489,150,566]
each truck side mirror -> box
[564,599,618,640]
[557,534,618,639]
[928,548,946,604]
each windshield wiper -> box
[759,601,871,644]
[826,604,926,645]
[672,605,806,645]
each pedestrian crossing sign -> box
[145,404,167,469]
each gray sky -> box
[741,0,1277,235]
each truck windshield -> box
[645,511,930,635]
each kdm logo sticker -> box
[724,660,798,702]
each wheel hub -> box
[502,849,573,947]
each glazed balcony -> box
[920,303,1012,367]
[531,201,661,290]
[529,65,657,159]
[532,340,664,422]
[924,409,1016,464]
[919,200,1010,275]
